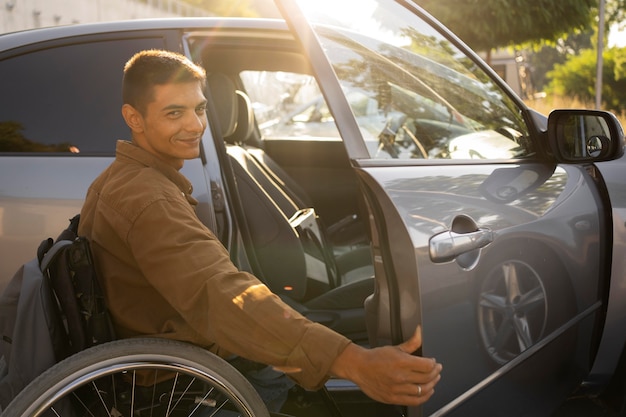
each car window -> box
[240,71,340,138]
[293,0,534,160]
[0,37,164,155]
[241,70,404,158]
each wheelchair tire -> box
[3,337,270,417]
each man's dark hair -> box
[122,49,207,114]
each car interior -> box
[205,71,375,343]
[181,29,392,356]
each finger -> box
[404,374,441,402]
[358,366,441,406]
[418,373,441,395]
[393,370,441,396]
[386,384,437,407]
[393,359,442,386]
[398,325,422,354]
[414,359,443,381]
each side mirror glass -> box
[547,109,624,163]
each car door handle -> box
[429,228,494,263]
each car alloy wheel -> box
[477,258,548,365]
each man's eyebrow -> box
[161,100,207,111]
[161,103,186,111]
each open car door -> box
[275,0,611,415]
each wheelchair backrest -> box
[0,214,114,410]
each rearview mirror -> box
[547,109,624,163]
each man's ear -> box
[122,104,144,133]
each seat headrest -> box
[206,73,238,138]
[226,90,255,145]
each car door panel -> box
[587,156,626,384]
[277,0,610,412]
[357,162,605,415]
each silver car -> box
[1,0,625,416]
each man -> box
[79,49,442,411]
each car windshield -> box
[290,0,533,160]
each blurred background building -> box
[0,0,211,33]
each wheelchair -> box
[3,337,270,417]
[1,215,270,417]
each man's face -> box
[131,81,208,170]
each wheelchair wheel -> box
[3,338,270,417]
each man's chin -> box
[186,149,201,160]
[179,144,201,159]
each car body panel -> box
[356,162,604,415]
[276,0,617,415]
[0,155,214,289]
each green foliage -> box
[418,0,596,51]
[526,30,594,90]
[547,47,626,110]
[606,0,626,27]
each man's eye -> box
[196,105,207,114]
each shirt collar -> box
[115,140,194,196]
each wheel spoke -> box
[91,379,111,416]
[71,389,97,417]
[513,315,533,351]
[165,372,180,417]
[48,406,62,417]
[131,370,137,417]
[504,262,521,303]
[479,292,507,311]
[208,398,230,417]
[516,286,546,314]
[167,373,197,415]
[189,386,217,417]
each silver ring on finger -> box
[417,384,422,396]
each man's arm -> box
[329,326,442,406]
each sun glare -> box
[295,0,410,47]
[296,0,378,30]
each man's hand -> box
[330,326,442,406]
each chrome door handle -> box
[429,228,493,263]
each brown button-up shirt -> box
[78,140,350,389]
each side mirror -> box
[547,109,624,163]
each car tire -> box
[3,338,269,417]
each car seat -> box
[225,85,370,249]
[206,73,374,341]
[218,74,373,276]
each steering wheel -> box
[377,114,429,159]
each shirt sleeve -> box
[126,197,351,389]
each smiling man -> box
[78,49,441,412]
[120,54,207,169]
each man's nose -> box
[187,112,206,131]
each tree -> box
[606,0,626,27]
[526,30,595,91]
[547,47,626,111]
[418,0,596,52]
